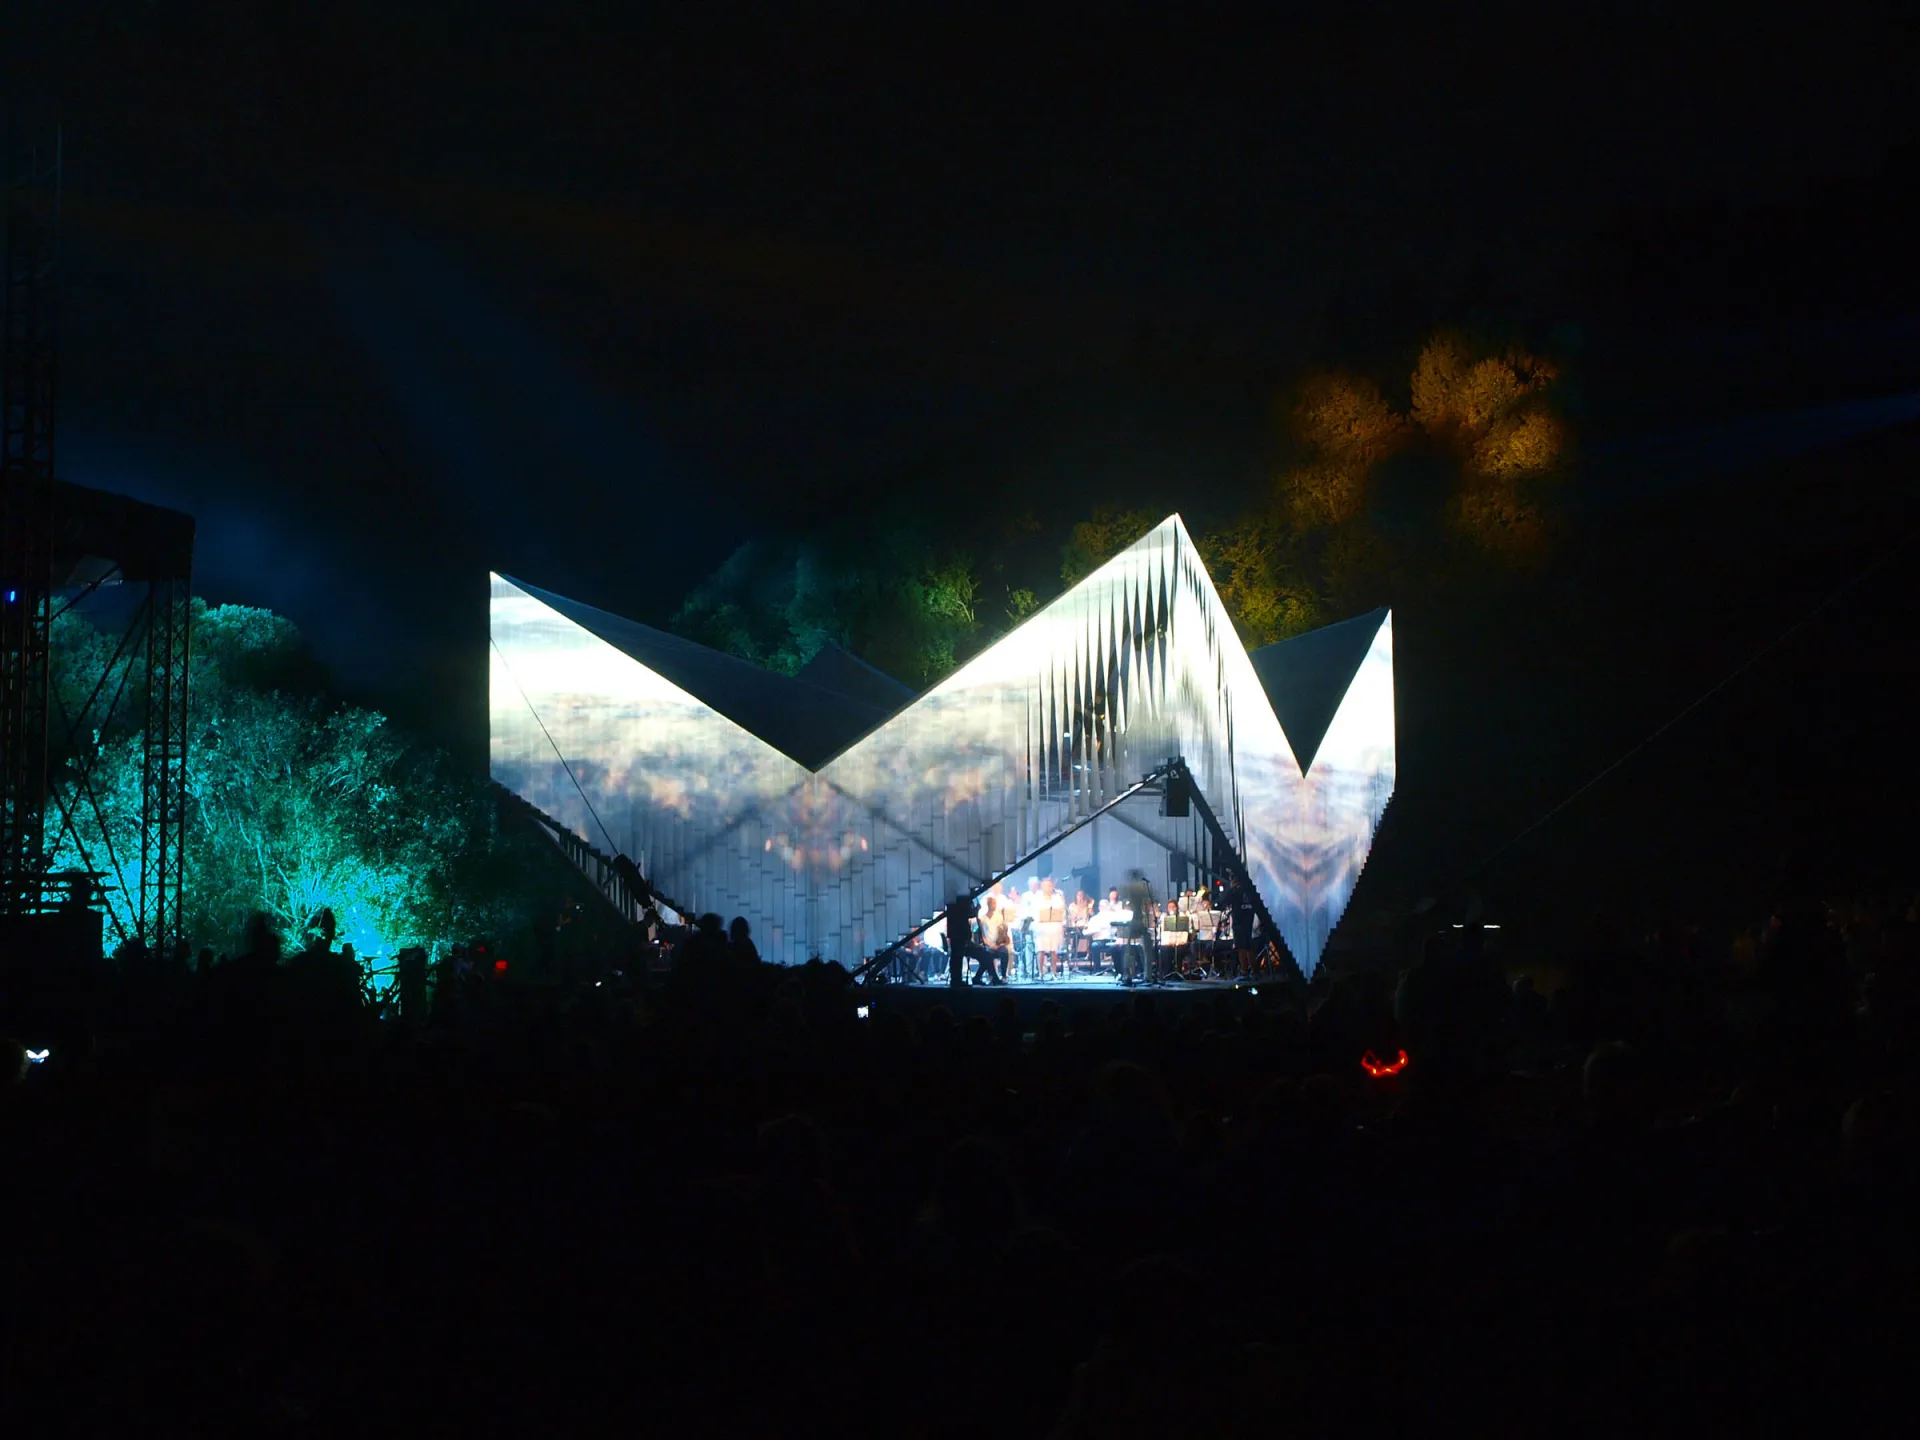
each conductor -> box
[945,893,1004,987]
[1120,869,1155,986]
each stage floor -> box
[860,972,1272,1024]
[878,972,1250,991]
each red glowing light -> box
[1361,1049,1408,1077]
[494,959,508,974]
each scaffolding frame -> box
[0,123,60,920]
[2,120,195,956]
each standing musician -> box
[1035,876,1067,979]
[1228,880,1259,979]
[1001,883,1029,980]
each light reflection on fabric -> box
[490,517,1394,975]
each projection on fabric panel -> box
[1233,612,1396,972]
[489,516,1397,976]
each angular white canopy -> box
[489,515,1394,975]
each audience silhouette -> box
[1,880,1915,1431]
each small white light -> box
[594,981,602,987]
[1249,988,1258,996]
[26,1048,49,1063]
[856,1005,871,1019]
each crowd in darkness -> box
[2,880,1917,1435]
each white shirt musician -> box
[1068,890,1093,929]
[1034,876,1067,977]
[979,894,1012,953]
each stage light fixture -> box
[1160,767,1191,818]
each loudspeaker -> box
[1160,772,1190,817]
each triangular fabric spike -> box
[490,517,1394,976]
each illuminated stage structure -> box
[489,516,1394,978]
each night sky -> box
[7,3,1918,763]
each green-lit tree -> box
[1059,506,1158,587]
[663,328,1571,684]
[672,522,994,687]
[44,600,549,969]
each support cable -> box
[488,636,620,857]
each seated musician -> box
[1158,898,1191,979]
[1189,893,1218,972]
[979,895,1014,980]
[1093,888,1128,975]
[1067,889,1093,969]
[945,895,1002,987]
[980,880,1008,923]
[899,932,929,984]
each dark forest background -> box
[19,0,1920,964]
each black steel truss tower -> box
[140,577,192,953]
[0,123,59,916]
[2,119,195,955]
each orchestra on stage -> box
[892,871,1272,986]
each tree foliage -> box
[45,600,549,965]
[665,328,1569,683]
[1409,333,1567,558]
[1274,373,1405,531]
[1410,333,1559,437]
[1292,370,1406,468]
[1195,521,1319,648]
[672,524,996,687]
[1199,334,1571,643]
[1060,506,1158,587]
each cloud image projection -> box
[489,516,1395,975]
